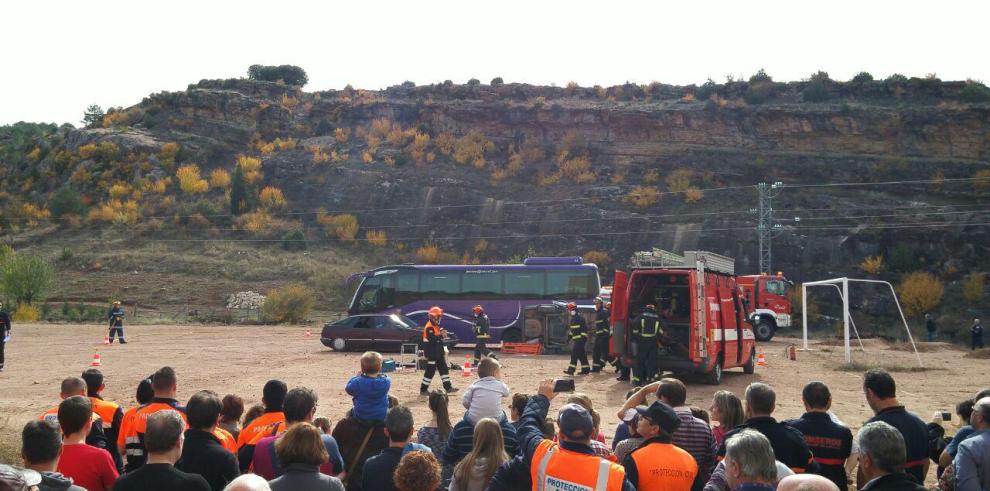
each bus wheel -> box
[743,348,756,374]
[754,321,775,342]
[501,328,522,343]
[331,338,348,352]
[705,357,723,385]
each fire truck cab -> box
[736,273,793,342]
[609,250,756,385]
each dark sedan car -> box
[321,313,460,352]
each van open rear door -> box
[609,271,628,357]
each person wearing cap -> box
[622,400,700,491]
[612,409,645,462]
[107,300,127,344]
[591,298,611,373]
[471,305,495,365]
[0,301,10,372]
[487,379,632,491]
[564,302,591,376]
[420,306,457,395]
[629,304,664,387]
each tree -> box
[247,64,309,86]
[850,71,874,84]
[467,78,481,86]
[963,272,986,304]
[230,164,248,215]
[82,105,105,127]
[1,252,56,306]
[49,188,86,219]
[749,68,772,84]
[261,284,314,323]
[897,272,945,317]
[490,77,504,86]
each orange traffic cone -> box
[462,355,472,377]
[103,336,110,346]
[756,348,767,367]
[90,352,102,367]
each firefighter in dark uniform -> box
[630,304,663,387]
[0,301,10,372]
[471,305,495,364]
[611,301,633,382]
[107,301,126,344]
[563,302,591,376]
[420,306,457,395]
[591,298,611,373]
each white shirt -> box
[462,377,510,425]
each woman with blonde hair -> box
[709,390,744,446]
[564,393,613,459]
[448,418,510,491]
[269,423,344,491]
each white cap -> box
[622,408,639,422]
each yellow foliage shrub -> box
[261,283,314,324]
[361,151,373,164]
[176,164,209,194]
[897,272,945,317]
[453,130,494,168]
[434,132,455,155]
[280,94,299,111]
[12,304,40,322]
[238,210,273,234]
[102,111,130,127]
[334,128,349,144]
[26,147,41,161]
[474,239,489,254]
[974,169,990,192]
[329,214,359,241]
[643,170,660,184]
[414,243,459,264]
[87,200,139,224]
[209,169,231,189]
[666,169,694,193]
[583,250,611,267]
[626,186,660,208]
[309,146,329,163]
[259,142,275,155]
[150,179,168,194]
[274,137,297,151]
[408,132,431,166]
[109,183,131,200]
[365,230,387,247]
[683,187,704,203]
[963,272,986,304]
[259,186,287,210]
[78,143,98,160]
[537,172,562,187]
[159,142,180,163]
[237,155,263,184]
[860,256,884,274]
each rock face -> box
[226,291,265,310]
[13,78,990,285]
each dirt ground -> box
[2,323,988,483]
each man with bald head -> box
[39,376,109,450]
[777,474,840,491]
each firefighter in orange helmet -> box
[471,305,495,365]
[564,302,590,376]
[420,306,457,395]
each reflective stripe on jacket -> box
[530,439,625,491]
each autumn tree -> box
[897,272,945,317]
[176,164,209,194]
[210,169,232,189]
[963,272,986,304]
[859,256,884,274]
[259,186,287,210]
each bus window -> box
[765,280,786,295]
[421,272,462,299]
[546,269,596,299]
[504,271,545,298]
[462,271,503,299]
[355,276,384,313]
[394,270,420,305]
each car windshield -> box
[391,314,418,329]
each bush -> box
[885,73,908,84]
[1,252,56,306]
[974,169,990,193]
[281,229,306,251]
[329,214,358,241]
[365,230,387,247]
[860,256,884,274]
[209,169,232,189]
[626,186,660,208]
[12,304,40,322]
[467,78,480,86]
[897,272,945,317]
[803,80,829,102]
[261,284,315,323]
[259,186,287,210]
[887,244,916,272]
[695,79,717,101]
[49,188,86,219]
[960,80,990,103]
[82,104,105,127]
[850,71,874,84]
[583,250,611,268]
[176,164,209,194]
[247,64,309,86]
[749,68,772,84]
[453,130,494,168]
[490,77,504,86]
[963,272,986,304]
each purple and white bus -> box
[347,257,601,344]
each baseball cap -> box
[621,408,639,423]
[557,403,595,439]
[635,401,681,434]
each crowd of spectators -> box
[3,353,989,491]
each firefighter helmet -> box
[428,306,443,318]
[566,302,577,311]
[472,305,483,314]
[113,300,121,306]
[606,302,612,309]
[645,304,656,311]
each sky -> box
[2,0,988,126]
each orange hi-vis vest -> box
[530,440,625,491]
[236,411,285,449]
[89,397,121,431]
[423,319,441,342]
[214,427,238,453]
[629,441,698,491]
[121,400,187,468]
[117,406,140,454]
[39,406,102,427]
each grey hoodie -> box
[449,457,493,491]
[37,472,86,491]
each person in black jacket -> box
[629,305,663,387]
[471,305,495,364]
[717,382,815,474]
[856,421,926,491]
[0,301,10,372]
[563,303,590,375]
[107,301,126,344]
[420,307,456,395]
[487,379,634,491]
[591,298,611,373]
[176,391,238,491]
[784,382,853,491]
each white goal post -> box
[801,277,923,366]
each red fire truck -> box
[736,273,793,342]
[609,250,756,385]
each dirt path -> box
[2,323,987,485]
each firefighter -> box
[607,300,632,382]
[591,298,611,373]
[107,301,126,344]
[471,305,495,364]
[630,304,663,387]
[564,302,591,376]
[420,306,457,395]
[0,301,10,372]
